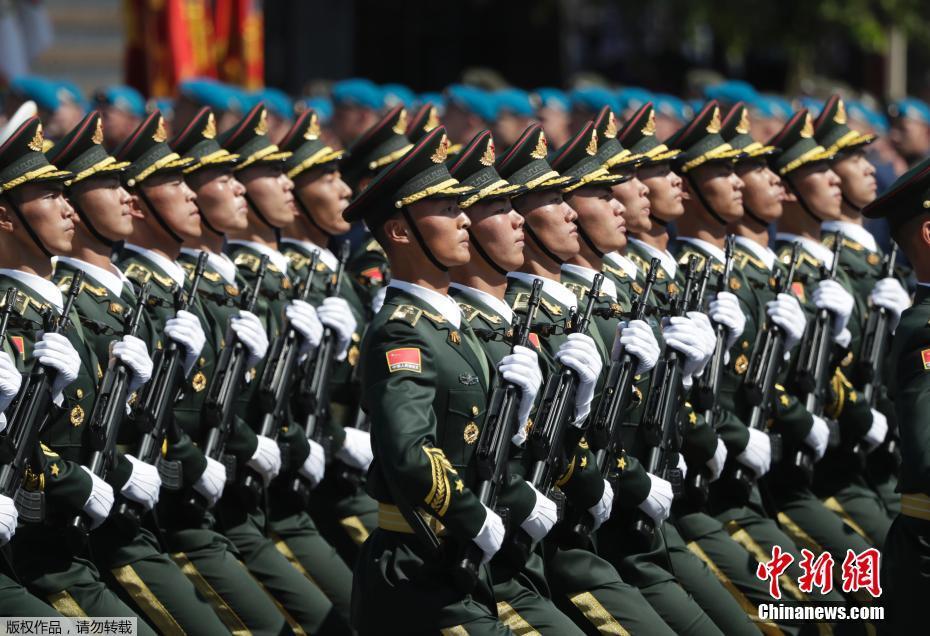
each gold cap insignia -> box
[706,106,722,134]
[28,124,45,151]
[431,134,450,163]
[605,111,618,139]
[530,131,548,159]
[801,113,814,138]
[586,129,598,155]
[641,110,656,136]
[425,107,440,132]
[835,98,847,125]
[254,109,268,136]
[203,112,217,139]
[153,117,168,142]
[736,108,751,135]
[92,118,105,145]
[479,137,496,166]
[393,109,408,135]
[305,112,321,140]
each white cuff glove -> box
[80,466,114,529]
[736,428,772,477]
[121,454,161,510]
[612,319,660,375]
[520,484,558,542]
[247,435,282,484]
[285,300,323,353]
[589,479,614,531]
[555,333,603,425]
[677,452,688,481]
[869,277,910,332]
[766,292,807,350]
[335,427,373,471]
[662,316,710,388]
[299,439,326,487]
[32,332,80,400]
[498,345,542,445]
[230,310,269,368]
[812,279,854,338]
[111,334,153,392]
[193,457,227,508]
[164,309,206,375]
[639,473,673,524]
[0,351,22,414]
[805,415,830,461]
[709,291,746,349]
[0,494,17,545]
[317,297,357,361]
[863,409,889,453]
[707,438,728,482]
[474,504,505,563]
[371,286,387,315]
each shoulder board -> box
[123,262,152,285]
[180,261,194,272]
[798,251,823,271]
[285,250,310,271]
[602,262,627,279]
[389,304,423,326]
[734,248,766,272]
[458,302,502,326]
[151,271,176,289]
[201,269,221,282]
[233,252,262,272]
[822,233,836,248]
[777,246,794,264]
[57,276,108,298]
[842,237,864,252]
[563,281,586,301]
[0,289,30,315]
[626,252,649,273]
[510,292,529,312]
[365,239,386,255]
[677,250,705,270]
[540,297,563,316]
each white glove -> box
[247,435,282,484]
[120,454,161,510]
[164,309,206,375]
[709,291,746,349]
[662,316,710,388]
[766,292,807,350]
[32,332,80,401]
[688,312,718,363]
[805,415,830,461]
[520,484,558,542]
[869,278,910,332]
[230,309,269,368]
[80,466,115,529]
[677,452,688,481]
[371,286,387,315]
[588,479,614,531]
[285,300,323,353]
[193,457,227,508]
[863,409,889,453]
[498,345,542,445]
[612,319,660,374]
[0,351,22,413]
[473,504,505,563]
[707,438,728,482]
[639,474,673,524]
[554,333,603,425]
[0,495,17,545]
[317,297,357,361]
[736,428,772,477]
[335,427,373,471]
[111,334,153,392]
[812,280,854,338]
[299,439,326,487]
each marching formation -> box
[0,80,925,636]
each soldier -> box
[862,155,930,631]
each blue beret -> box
[445,85,496,122]
[494,88,534,117]
[153,98,174,119]
[381,83,416,108]
[56,80,87,110]
[846,100,888,134]
[704,80,757,106]
[95,84,146,117]
[300,97,333,123]
[889,97,930,125]
[179,78,246,113]
[615,87,652,113]
[331,78,383,109]
[797,96,823,118]
[569,86,617,113]
[10,75,62,111]
[415,92,446,114]
[533,88,569,111]
[653,94,691,121]
[253,87,293,118]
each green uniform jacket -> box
[345,235,388,312]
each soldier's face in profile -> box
[736,160,785,223]
[611,172,652,233]
[687,162,744,222]
[404,197,471,267]
[566,185,626,253]
[140,172,201,240]
[8,182,76,254]
[69,175,135,241]
[831,150,877,211]
[186,167,248,234]
[514,189,580,261]
[238,164,297,228]
[788,162,842,219]
[466,197,525,271]
[638,163,684,221]
[293,166,352,236]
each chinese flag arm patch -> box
[9,336,24,359]
[360,267,384,283]
[921,348,930,370]
[528,332,541,350]
[386,347,422,373]
[790,281,806,303]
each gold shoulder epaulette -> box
[627,252,649,273]
[602,263,627,279]
[563,281,586,301]
[285,250,310,271]
[151,271,176,289]
[842,237,864,252]
[389,304,423,326]
[798,251,822,271]
[201,269,221,283]
[458,303,479,322]
[510,292,529,312]
[123,262,152,285]
[678,250,705,270]
[233,252,262,272]
[0,289,30,315]
[539,297,563,316]
[55,276,72,293]
[734,248,766,271]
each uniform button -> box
[76,388,83,399]
[471,405,479,416]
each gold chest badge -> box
[463,422,480,444]
[192,371,207,392]
[734,354,749,375]
[70,405,85,427]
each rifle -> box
[185,254,270,514]
[722,243,801,502]
[68,282,150,540]
[0,273,83,524]
[238,250,319,506]
[792,238,843,484]
[628,256,700,548]
[452,279,543,592]
[115,252,208,530]
[289,242,350,504]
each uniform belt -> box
[378,503,447,536]
[901,493,930,522]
